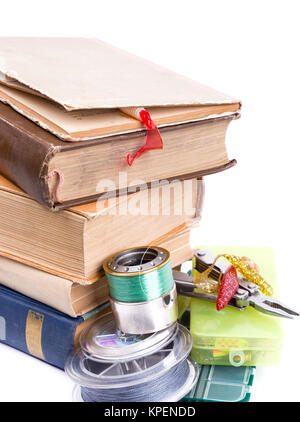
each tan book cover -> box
[0,38,238,110]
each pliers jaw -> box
[173,250,299,319]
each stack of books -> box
[0,38,240,371]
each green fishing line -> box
[106,260,174,303]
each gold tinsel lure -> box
[193,254,273,296]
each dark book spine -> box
[0,103,57,209]
[0,284,83,369]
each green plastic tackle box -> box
[190,246,283,367]
[184,364,255,402]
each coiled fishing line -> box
[104,246,174,302]
[65,313,198,402]
[76,359,198,402]
[103,246,178,334]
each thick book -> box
[0,38,239,210]
[0,223,193,317]
[0,284,109,369]
[0,175,202,284]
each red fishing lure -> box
[216,265,239,311]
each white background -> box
[0,0,299,402]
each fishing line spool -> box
[65,312,198,402]
[103,246,178,334]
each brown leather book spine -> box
[0,103,57,208]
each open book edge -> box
[0,83,239,142]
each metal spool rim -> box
[103,246,170,277]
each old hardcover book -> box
[0,175,201,284]
[0,224,193,317]
[0,38,239,210]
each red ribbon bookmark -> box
[120,108,163,166]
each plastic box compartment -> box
[190,246,283,367]
[184,364,255,402]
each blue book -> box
[0,284,108,369]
